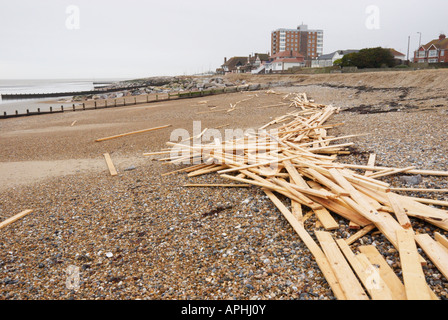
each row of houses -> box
[218,48,407,74]
[414,34,447,63]
[217,51,306,74]
[218,32,446,74]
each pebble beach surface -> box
[0,70,447,300]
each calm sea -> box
[0,79,120,114]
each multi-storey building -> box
[271,24,323,60]
[414,34,448,63]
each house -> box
[241,53,270,73]
[253,53,270,67]
[220,57,249,74]
[311,50,359,68]
[264,50,305,73]
[414,34,448,63]
[218,53,270,74]
[388,48,406,61]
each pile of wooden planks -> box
[145,92,448,300]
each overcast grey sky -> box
[0,0,446,80]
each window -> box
[429,50,438,57]
[441,50,445,56]
[428,58,438,63]
[418,51,426,58]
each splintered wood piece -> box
[387,193,412,229]
[415,234,448,281]
[263,189,346,300]
[396,229,432,300]
[336,239,393,300]
[291,200,303,223]
[315,231,369,300]
[71,120,77,127]
[345,224,376,245]
[358,245,407,300]
[103,153,118,176]
[95,124,172,142]
[349,221,361,230]
[302,211,314,223]
[0,210,33,231]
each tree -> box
[333,58,343,66]
[340,47,395,68]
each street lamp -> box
[407,35,410,61]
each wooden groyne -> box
[0,84,148,101]
[0,85,261,119]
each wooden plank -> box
[103,153,118,176]
[263,189,347,300]
[365,153,376,176]
[301,168,350,196]
[328,168,379,218]
[434,232,448,251]
[217,155,298,174]
[415,234,448,280]
[391,188,448,193]
[95,124,172,142]
[358,245,407,300]
[315,231,369,300]
[395,194,448,231]
[283,160,309,188]
[183,184,251,188]
[187,165,228,177]
[408,197,448,208]
[387,193,412,229]
[345,224,376,245]
[336,163,448,177]
[0,210,33,231]
[313,208,339,231]
[336,239,393,300]
[307,195,372,227]
[369,166,417,179]
[396,229,432,300]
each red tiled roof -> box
[422,37,448,50]
[388,48,405,57]
[274,58,304,63]
[270,50,304,59]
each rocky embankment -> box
[72,76,250,102]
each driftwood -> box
[145,92,448,300]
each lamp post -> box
[417,32,422,48]
[407,35,410,61]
